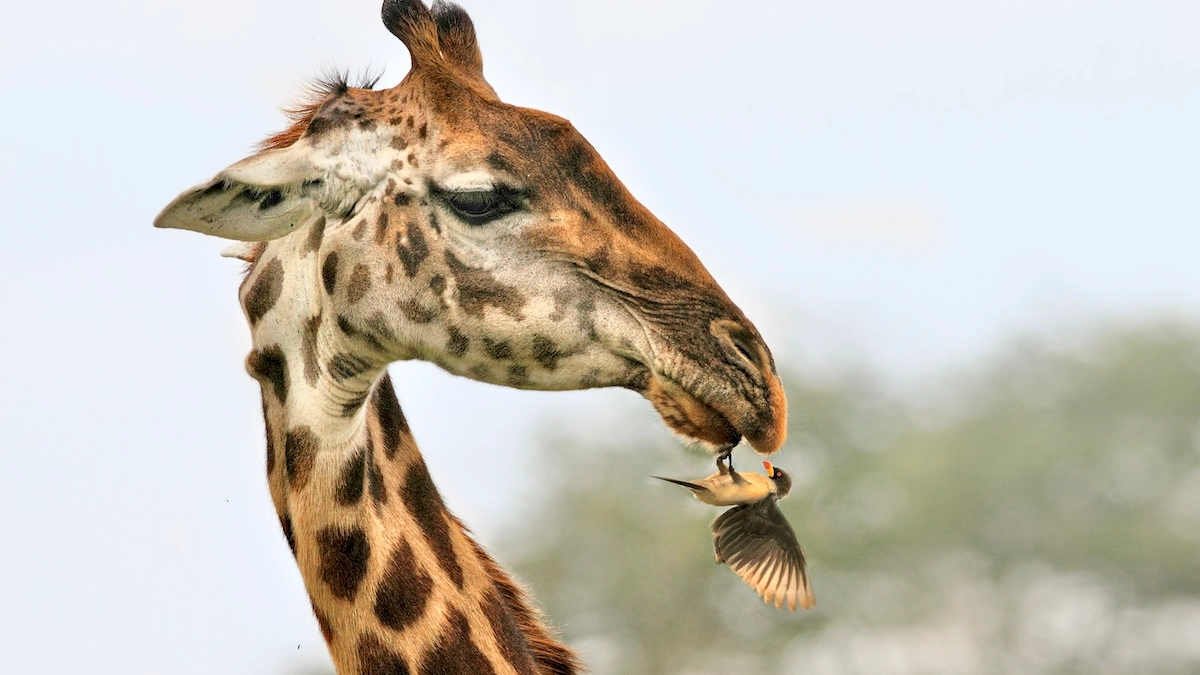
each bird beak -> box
[763,461,773,475]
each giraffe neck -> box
[258,368,577,674]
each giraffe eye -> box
[440,187,521,226]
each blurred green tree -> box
[496,320,1200,675]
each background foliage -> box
[495,320,1200,675]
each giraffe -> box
[155,1,788,673]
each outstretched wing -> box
[712,500,815,610]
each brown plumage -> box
[656,461,816,610]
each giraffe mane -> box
[458,516,583,675]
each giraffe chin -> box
[643,376,747,454]
[643,373,788,455]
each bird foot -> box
[716,445,735,474]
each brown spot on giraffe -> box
[372,374,410,460]
[375,212,391,245]
[399,299,437,324]
[373,539,433,631]
[365,314,397,343]
[322,253,340,295]
[347,264,373,304]
[247,345,288,403]
[305,216,326,255]
[353,218,370,241]
[420,609,495,675]
[401,459,464,588]
[245,258,283,324]
[367,446,388,511]
[530,335,564,371]
[507,364,528,386]
[444,250,525,320]
[482,337,511,361]
[316,526,371,600]
[284,426,318,491]
[336,446,367,506]
[302,315,321,385]
[394,224,428,278]
[357,634,411,675]
[446,326,468,357]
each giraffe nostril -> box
[729,332,760,369]
[712,318,766,374]
[733,339,754,363]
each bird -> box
[653,458,816,610]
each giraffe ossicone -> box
[156,0,787,672]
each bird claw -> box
[716,445,736,474]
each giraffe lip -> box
[640,368,787,455]
[643,375,742,451]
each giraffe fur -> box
[156,1,788,672]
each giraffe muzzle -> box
[641,329,788,456]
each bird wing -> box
[711,500,815,610]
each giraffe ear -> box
[431,1,495,95]
[382,0,441,70]
[154,145,325,242]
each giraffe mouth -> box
[640,369,787,455]
[643,376,743,452]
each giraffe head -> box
[155,0,787,454]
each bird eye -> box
[439,186,521,226]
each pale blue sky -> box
[1,1,1197,673]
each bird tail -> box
[651,476,709,493]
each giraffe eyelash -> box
[430,184,525,226]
